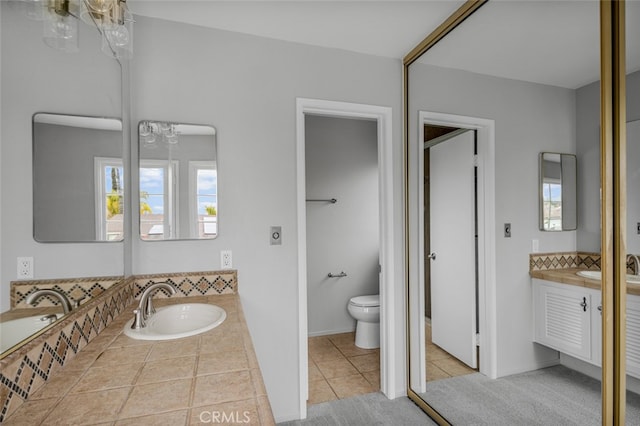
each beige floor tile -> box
[192,371,254,407]
[115,410,188,426]
[308,379,338,405]
[315,357,359,379]
[189,399,259,425]
[326,374,375,399]
[362,370,380,389]
[2,397,58,425]
[426,344,452,362]
[326,332,356,346]
[71,362,143,393]
[308,360,324,382]
[308,336,333,350]
[426,362,451,381]
[146,337,200,361]
[119,379,192,418]
[334,343,374,358]
[92,345,152,367]
[197,350,248,375]
[348,353,380,373]
[309,345,343,362]
[431,357,476,377]
[136,356,196,385]
[43,387,131,425]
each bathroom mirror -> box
[33,113,124,242]
[138,121,218,240]
[539,152,577,231]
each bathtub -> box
[0,313,64,355]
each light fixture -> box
[22,0,133,58]
[139,121,181,149]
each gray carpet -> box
[420,365,640,425]
[278,392,437,426]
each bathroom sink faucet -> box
[131,282,177,329]
[26,289,73,314]
[629,254,640,275]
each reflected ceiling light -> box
[23,0,133,58]
[139,121,181,149]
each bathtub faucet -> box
[131,282,177,330]
[26,289,73,314]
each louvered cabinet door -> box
[627,295,640,378]
[533,279,592,361]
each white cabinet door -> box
[533,279,592,361]
[627,295,640,378]
[591,291,602,367]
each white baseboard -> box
[308,327,356,338]
[560,353,640,395]
[496,357,560,378]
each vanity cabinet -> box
[533,278,640,378]
[533,279,599,362]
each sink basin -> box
[576,270,640,284]
[124,303,226,341]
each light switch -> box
[504,223,511,238]
[270,226,282,245]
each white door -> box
[429,130,477,368]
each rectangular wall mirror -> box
[138,121,218,240]
[33,113,124,242]
[539,152,577,231]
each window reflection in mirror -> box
[539,152,577,231]
[138,121,218,240]
[33,113,124,242]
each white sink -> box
[576,270,640,284]
[124,303,226,341]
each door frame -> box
[409,111,496,392]
[295,98,396,418]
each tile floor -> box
[307,332,380,405]
[425,322,477,382]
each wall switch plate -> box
[270,226,282,245]
[221,250,232,269]
[504,223,512,238]
[17,257,34,279]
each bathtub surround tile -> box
[119,379,192,418]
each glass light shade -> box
[22,0,47,21]
[100,8,133,59]
[42,11,79,53]
[86,0,114,13]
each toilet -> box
[347,295,380,349]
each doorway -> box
[295,98,396,419]
[424,125,479,381]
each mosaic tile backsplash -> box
[11,276,122,309]
[0,270,238,422]
[529,251,601,272]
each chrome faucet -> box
[26,289,73,314]
[131,282,177,329]
[629,254,640,275]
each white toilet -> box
[347,295,380,349]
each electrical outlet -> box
[270,226,282,245]
[17,257,34,279]
[221,250,233,269]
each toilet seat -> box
[349,295,379,308]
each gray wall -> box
[130,16,405,421]
[305,115,379,336]
[409,63,577,377]
[576,70,640,253]
[0,2,123,312]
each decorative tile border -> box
[0,277,134,422]
[133,270,237,299]
[11,276,122,309]
[0,269,237,422]
[529,251,601,272]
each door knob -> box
[428,252,437,261]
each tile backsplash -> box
[0,270,238,422]
[11,276,123,309]
[529,251,601,272]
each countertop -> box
[530,268,640,295]
[3,294,275,425]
